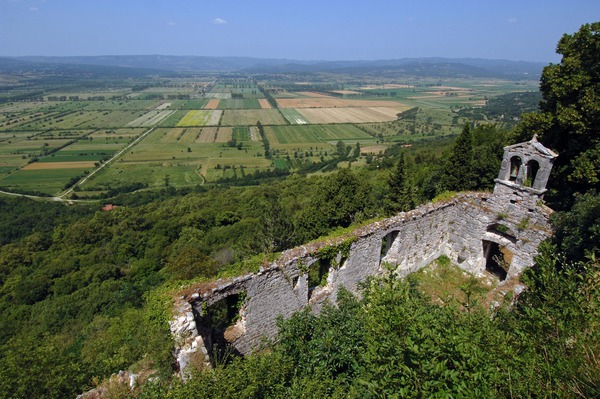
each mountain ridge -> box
[3,55,545,78]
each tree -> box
[514,22,600,209]
[472,124,510,190]
[385,154,413,214]
[440,122,474,192]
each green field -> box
[84,127,272,188]
[233,127,250,141]
[314,125,373,141]
[218,99,261,110]
[180,99,209,109]
[280,109,309,125]
[0,168,88,195]
[0,76,539,196]
[221,109,287,126]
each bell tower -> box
[494,135,558,208]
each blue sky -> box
[1,0,598,62]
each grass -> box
[411,256,493,308]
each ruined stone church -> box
[170,136,557,373]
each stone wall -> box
[169,190,553,374]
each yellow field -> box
[176,110,222,127]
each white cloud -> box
[166,21,176,26]
[29,6,39,11]
[507,17,517,24]
[213,18,227,25]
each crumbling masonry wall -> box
[169,191,553,374]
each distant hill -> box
[0,56,177,78]
[7,55,546,79]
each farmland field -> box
[0,168,90,195]
[268,125,323,144]
[297,106,409,123]
[215,127,233,143]
[206,92,231,99]
[204,99,220,109]
[218,99,261,110]
[221,109,286,126]
[160,110,187,126]
[258,99,272,109]
[233,127,250,141]
[197,128,218,143]
[176,110,222,127]
[280,109,309,125]
[22,161,97,170]
[267,125,373,145]
[127,110,175,127]
[84,127,272,188]
[180,99,209,109]
[276,97,405,109]
[0,74,540,196]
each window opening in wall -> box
[380,231,399,260]
[308,258,331,299]
[482,240,511,281]
[198,293,246,366]
[526,159,540,187]
[509,156,522,182]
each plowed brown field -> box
[204,99,220,109]
[197,127,218,142]
[215,127,233,143]
[258,99,272,109]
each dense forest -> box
[0,23,599,399]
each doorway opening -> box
[482,240,511,281]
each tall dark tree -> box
[441,122,474,192]
[385,154,413,214]
[472,124,510,190]
[514,22,600,209]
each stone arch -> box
[486,223,516,243]
[509,155,522,182]
[526,159,540,188]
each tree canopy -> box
[441,122,474,192]
[515,22,600,208]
